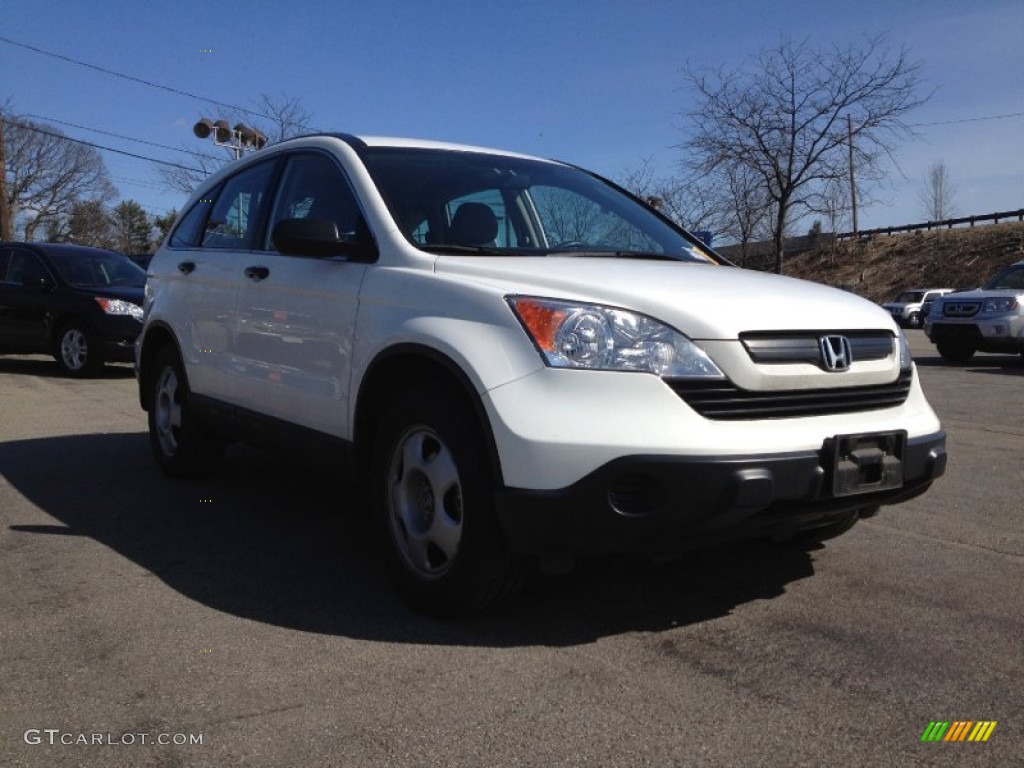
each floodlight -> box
[235,123,257,145]
[193,118,214,139]
[213,119,231,142]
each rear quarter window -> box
[169,192,217,248]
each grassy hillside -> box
[780,221,1024,303]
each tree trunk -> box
[773,203,787,275]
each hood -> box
[936,288,1023,300]
[75,285,145,304]
[434,256,895,339]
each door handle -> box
[244,266,270,281]
[177,261,195,274]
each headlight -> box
[507,296,725,378]
[982,297,1019,313]
[95,297,144,321]
[897,329,913,370]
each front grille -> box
[740,331,894,366]
[667,370,913,420]
[943,302,980,318]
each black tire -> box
[936,339,975,363]
[53,321,102,377]
[147,346,224,478]
[908,311,922,328]
[370,385,530,617]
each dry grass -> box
[781,221,1024,302]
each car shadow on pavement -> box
[914,352,1023,371]
[1,433,817,647]
[0,355,135,379]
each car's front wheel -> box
[908,311,922,328]
[371,386,530,616]
[54,321,102,376]
[147,346,223,478]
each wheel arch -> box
[48,313,95,342]
[137,322,185,411]
[353,344,504,486]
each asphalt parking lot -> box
[1,330,1021,767]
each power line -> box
[4,116,204,172]
[908,111,1024,128]
[23,112,222,161]
[112,175,172,191]
[0,35,272,122]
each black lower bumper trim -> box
[494,431,946,556]
[96,337,138,363]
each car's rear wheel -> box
[936,339,975,363]
[53,321,102,377]
[908,311,922,328]
[148,346,223,478]
[371,385,530,616]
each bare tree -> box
[919,160,957,221]
[717,163,771,266]
[2,113,116,241]
[159,92,313,195]
[620,158,723,234]
[158,148,224,196]
[681,36,927,273]
[250,92,313,144]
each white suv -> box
[924,260,1024,362]
[137,134,946,615]
[881,288,954,328]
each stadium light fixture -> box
[193,116,268,159]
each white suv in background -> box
[137,134,947,615]
[881,288,954,328]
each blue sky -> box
[3,0,1022,235]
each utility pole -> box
[0,110,11,241]
[847,114,858,237]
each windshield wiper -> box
[420,244,504,256]
[544,249,679,261]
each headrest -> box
[449,202,498,246]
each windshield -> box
[47,247,146,289]
[983,264,1024,290]
[895,291,925,303]
[359,147,718,263]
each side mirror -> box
[272,218,377,261]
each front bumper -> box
[494,430,946,556]
[94,317,143,363]
[926,319,1024,352]
[96,336,139,362]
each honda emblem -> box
[819,335,852,371]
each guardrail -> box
[836,208,1024,240]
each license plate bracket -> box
[831,431,906,497]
